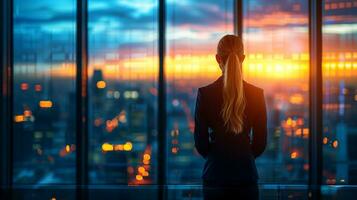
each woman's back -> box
[194,34,267,200]
[194,76,267,183]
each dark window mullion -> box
[1,0,13,198]
[76,0,88,199]
[158,0,166,200]
[234,0,243,37]
[309,0,323,199]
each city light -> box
[102,143,114,152]
[14,115,25,123]
[291,151,298,159]
[39,100,53,108]
[96,80,106,89]
[20,83,29,91]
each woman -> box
[194,35,267,200]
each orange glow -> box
[323,137,328,144]
[123,142,133,151]
[20,83,29,91]
[39,100,53,108]
[46,51,357,82]
[14,115,25,122]
[23,110,32,117]
[290,151,298,159]
[143,154,151,161]
[171,147,178,154]
[35,84,42,92]
[142,171,149,177]
[289,94,304,105]
[102,143,114,152]
[96,80,106,89]
[65,144,71,153]
[332,140,339,148]
[136,175,143,181]
[114,144,124,151]
[138,166,145,174]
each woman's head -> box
[217,34,246,134]
[216,34,245,70]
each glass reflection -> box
[243,0,309,183]
[88,0,158,185]
[166,0,234,184]
[322,0,357,185]
[13,0,76,184]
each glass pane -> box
[88,0,158,185]
[322,0,357,186]
[13,0,76,184]
[166,0,234,184]
[243,0,309,183]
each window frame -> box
[0,0,325,200]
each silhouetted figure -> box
[194,35,267,200]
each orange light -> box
[24,110,32,117]
[102,143,114,152]
[14,115,25,122]
[171,147,178,154]
[138,166,145,174]
[65,144,71,153]
[136,175,143,181]
[35,84,42,92]
[20,83,29,91]
[289,94,304,105]
[114,144,124,151]
[332,140,338,148]
[142,171,149,177]
[143,160,150,165]
[39,100,53,108]
[143,154,151,161]
[123,142,133,151]
[96,81,106,89]
[323,137,328,144]
[290,151,298,159]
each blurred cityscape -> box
[10,0,357,199]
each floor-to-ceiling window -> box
[88,0,158,188]
[13,0,76,187]
[322,0,357,189]
[165,0,234,188]
[243,0,310,184]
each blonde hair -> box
[217,35,245,134]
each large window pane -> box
[243,0,309,183]
[88,0,158,185]
[13,0,76,184]
[166,0,234,184]
[322,0,357,185]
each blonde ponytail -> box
[217,35,245,134]
[221,53,246,134]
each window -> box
[243,0,309,183]
[166,0,234,184]
[88,0,158,185]
[322,0,357,185]
[13,0,76,184]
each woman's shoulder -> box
[243,80,264,94]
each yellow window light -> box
[39,100,53,108]
[14,115,25,123]
[96,80,106,89]
[102,143,114,152]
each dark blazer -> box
[194,76,267,184]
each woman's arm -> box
[194,88,209,158]
[251,90,267,158]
